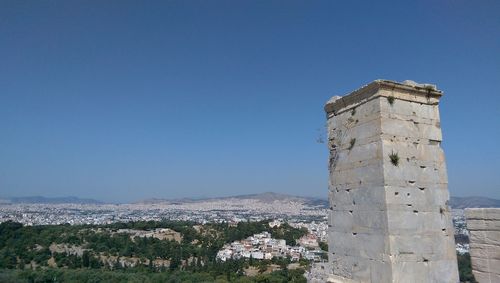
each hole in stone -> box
[346,189,350,193]
[420,165,426,169]
[442,228,446,232]
[429,139,441,146]
[413,210,418,214]
[352,200,356,205]
[407,204,412,207]
[419,187,425,191]
[407,193,410,197]
[406,158,410,162]
[395,192,399,196]
[349,210,353,214]
[408,180,415,184]
[352,233,357,236]
[423,258,429,262]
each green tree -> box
[319,241,328,252]
[457,252,476,283]
[82,251,90,268]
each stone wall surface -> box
[465,208,500,283]
[323,80,459,283]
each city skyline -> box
[1,1,499,202]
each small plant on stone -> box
[387,96,395,105]
[389,151,399,166]
[440,207,445,215]
[348,138,356,150]
[351,108,356,116]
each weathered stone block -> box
[384,185,450,208]
[386,210,453,235]
[427,260,461,283]
[473,270,500,283]
[466,208,500,222]
[378,91,440,120]
[467,220,500,231]
[470,257,500,275]
[388,233,455,259]
[469,243,500,261]
[465,208,500,283]
[331,163,385,187]
[369,260,392,283]
[469,231,500,246]
[329,186,387,208]
[391,261,430,283]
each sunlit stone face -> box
[325,80,458,283]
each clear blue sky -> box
[1,1,499,202]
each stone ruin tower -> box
[325,80,459,283]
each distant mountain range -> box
[2,193,499,209]
[1,196,102,204]
[226,192,329,207]
[449,196,500,209]
[136,192,327,206]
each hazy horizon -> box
[2,191,500,205]
[1,190,324,203]
[1,1,499,203]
